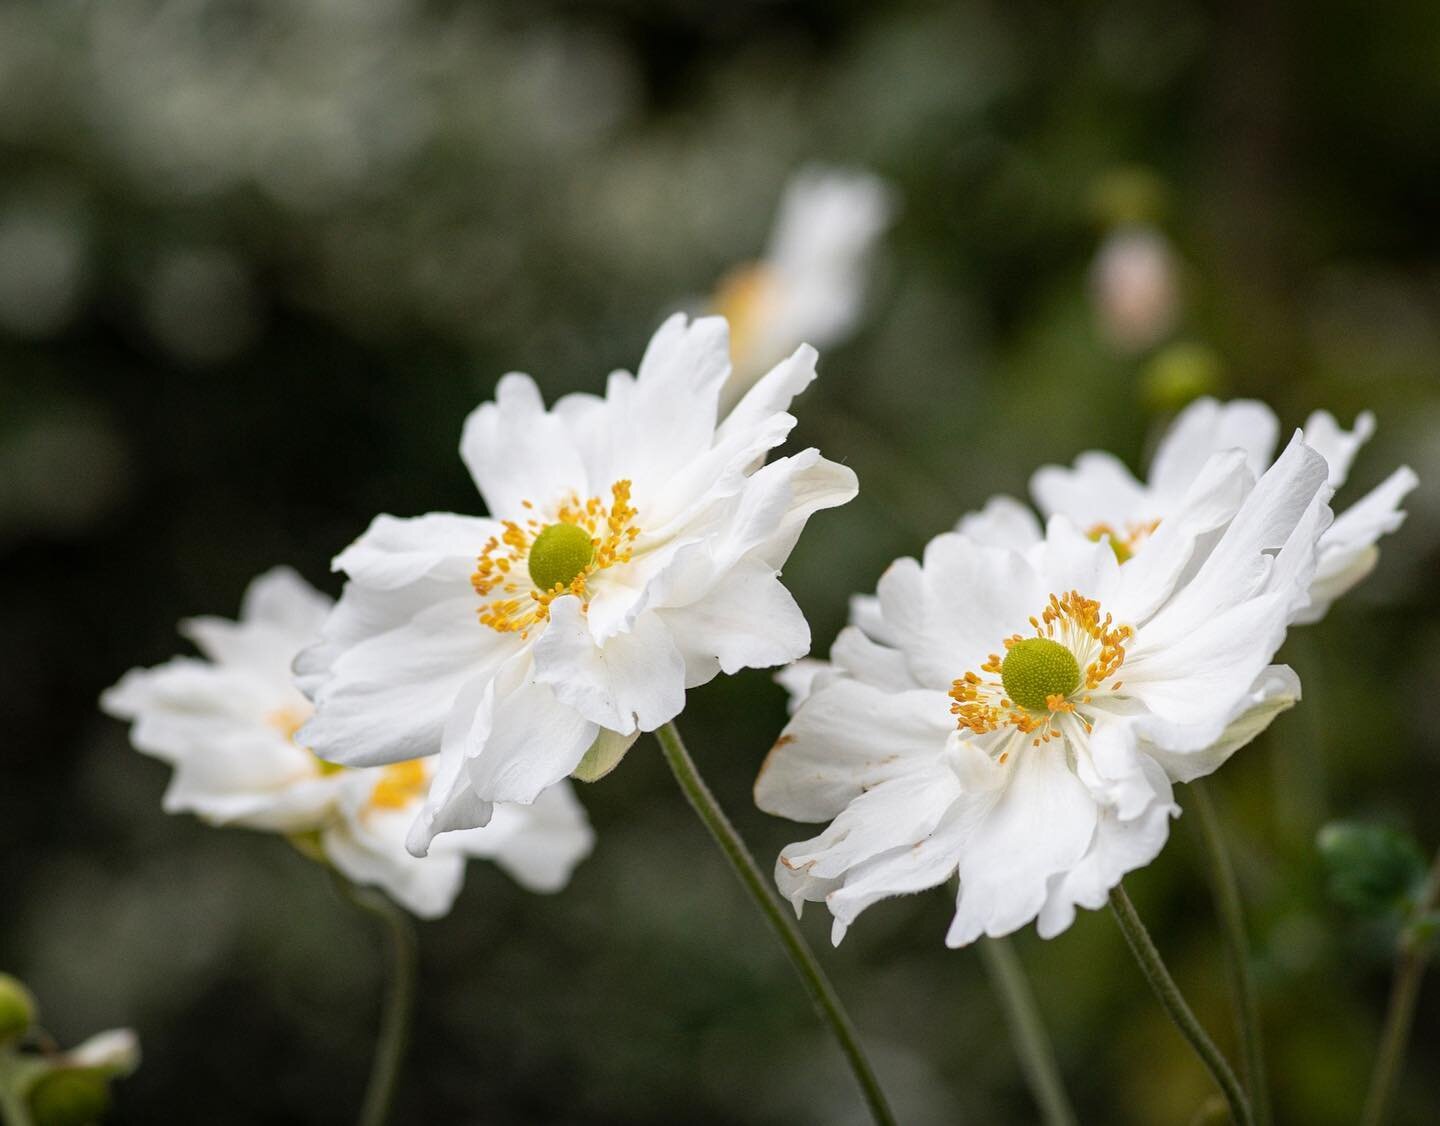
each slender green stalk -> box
[1190,781,1270,1126]
[977,937,1078,1126]
[1359,847,1440,1126]
[1109,884,1252,1126]
[340,881,419,1126]
[654,721,897,1126]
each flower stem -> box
[977,937,1078,1126]
[654,721,897,1126]
[1190,781,1270,1126]
[1108,883,1253,1126]
[1359,847,1440,1126]
[341,880,419,1126]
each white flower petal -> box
[460,373,591,519]
[946,741,1099,946]
[463,679,599,805]
[1141,665,1300,782]
[660,558,810,688]
[1147,398,1278,503]
[955,495,1044,550]
[1302,409,1375,489]
[532,599,686,734]
[1036,757,1178,939]
[755,680,952,822]
[1031,451,1150,528]
[1300,465,1417,623]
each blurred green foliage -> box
[2,1,1438,1124]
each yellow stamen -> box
[1086,519,1160,564]
[472,479,641,637]
[370,760,428,810]
[948,591,1133,749]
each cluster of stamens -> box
[268,706,424,811]
[948,591,1133,754]
[471,480,640,637]
[1086,519,1160,563]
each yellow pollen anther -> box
[370,760,427,810]
[948,590,1133,749]
[1086,519,1160,564]
[472,480,640,636]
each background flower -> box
[102,568,594,917]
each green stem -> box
[1190,781,1270,1126]
[977,937,1078,1126]
[1109,884,1252,1126]
[1359,847,1440,1126]
[341,881,419,1126]
[654,721,897,1126]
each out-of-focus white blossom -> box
[1089,224,1179,354]
[103,569,593,918]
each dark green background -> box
[2,1,1437,1122]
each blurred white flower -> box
[1022,398,1418,622]
[297,314,856,855]
[759,436,1333,946]
[709,168,896,408]
[1089,224,1179,354]
[102,568,593,918]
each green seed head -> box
[527,522,595,592]
[1000,638,1080,712]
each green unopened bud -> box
[1001,638,1080,713]
[527,523,594,592]
[572,729,639,783]
[1317,821,1427,916]
[28,1068,111,1126]
[1089,165,1169,228]
[0,973,37,1045]
[1141,342,1225,415]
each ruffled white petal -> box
[460,373,591,520]
[533,599,686,734]
[755,680,952,823]
[1147,398,1278,504]
[954,495,1044,550]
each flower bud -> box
[0,973,37,1045]
[1318,821,1427,916]
[1141,342,1224,415]
[27,1068,111,1126]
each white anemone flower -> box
[985,397,1414,623]
[102,568,593,918]
[296,313,858,856]
[758,436,1333,946]
[709,168,896,408]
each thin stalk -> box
[341,881,419,1126]
[977,937,1078,1126]
[654,721,897,1126]
[1190,781,1270,1126]
[1359,847,1440,1126]
[1109,884,1252,1126]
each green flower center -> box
[527,522,595,592]
[1000,637,1080,712]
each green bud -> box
[572,729,639,783]
[527,523,594,592]
[1089,165,1169,228]
[1317,821,1427,916]
[28,1068,111,1126]
[1141,342,1225,415]
[0,973,37,1045]
[1001,638,1080,713]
